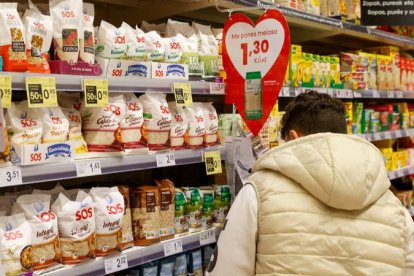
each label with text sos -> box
[151,62,189,80]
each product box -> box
[369,111,380,133]
[320,56,330,88]
[313,54,321,87]
[344,102,353,134]
[358,52,377,90]
[307,0,320,15]
[328,0,341,18]
[96,57,151,78]
[401,58,408,91]
[352,102,363,134]
[10,141,74,166]
[151,62,189,80]
[365,46,400,57]
[376,55,389,91]
[301,53,314,87]
[341,72,367,90]
[49,60,101,76]
[341,0,361,24]
[289,44,303,87]
[329,56,344,88]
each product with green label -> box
[245,71,262,120]
[213,185,231,227]
[182,187,203,232]
[193,22,219,78]
[200,187,214,229]
[174,188,188,235]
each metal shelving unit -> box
[356,129,414,142]
[388,166,414,180]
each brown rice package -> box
[155,179,175,241]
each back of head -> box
[280,91,347,139]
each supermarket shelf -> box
[44,228,220,276]
[16,147,226,185]
[388,166,414,180]
[356,129,414,142]
[0,72,220,95]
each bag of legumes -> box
[0,3,28,72]
[51,191,96,264]
[79,3,95,64]
[96,20,127,59]
[50,0,82,63]
[168,101,188,150]
[12,194,61,271]
[90,187,124,257]
[0,213,32,275]
[139,93,171,151]
[120,93,146,150]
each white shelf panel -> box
[357,129,414,142]
[388,166,414,180]
[43,228,220,276]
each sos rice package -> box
[0,3,28,72]
[120,93,145,150]
[39,107,69,143]
[51,191,95,264]
[165,34,184,63]
[90,187,124,257]
[193,22,219,78]
[79,3,95,64]
[202,102,220,146]
[13,194,61,271]
[139,93,171,151]
[82,95,127,152]
[62,107,88,154]
[184,103,206,149]
[5,101,43,144]
[146,31,165,62]
[0,213,32,275]
[50,0,82,63]
[168,102,188,150]
[122,22,147,61]
[22,7,53,73]
[96,20,127,59]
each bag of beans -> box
[79,3,95,64]
[130,186,160,246]
[168,102,188,150]
[120,93,145,150]
[117,185,134,250]
[156,179,175,241]
[89,187,124,257]
[184,103,206,149]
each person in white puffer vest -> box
[207,91,414,276]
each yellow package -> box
[329,56,342,87]
[376,55,389,90]
[344,102,353,134]
[301,53,314,87]
[313,54,321,87]
[391,151,400,171]
[307,0,320,15]
[289,44,303,87]
[358,52,377,90]
[399,150,409,168]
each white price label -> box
[353,91,362,98]
[282,86,290,97]
[76,160,102,177]
[210,83,225,95]
[0,167,22,186]
[372,90,380,98]
[164,239,183,257]
[104,254,128,274]
[156,152,176,167]
[294,88,302,96]
[396,91,404,98]
[387,91,395,98]
[200,229,216,246]
[343,89,353,98]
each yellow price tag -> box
[0,75,12,108]
[204,151,222,175]
[84,79,109,107]
[173,83,193,107]
[26,77,57,108]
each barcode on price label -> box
[156,152,176,167]
[76,160,102,177]
[164,240,183,257]
[0,167,22,186]
[104,254,128,274]
[200,229,216,246]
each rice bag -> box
[168,102,188,150]
[120,93,145,149]
[165,34,184,63]
[0,3,28,72]
[50,0,82,63]
[146,31,165,62]
[39,106,69,143]
[122,22,147,61]
[22,7,53,73]
[139,93,171,151]
[184,103,206,149]
[79,3,95,64]
[96,20,127,59]
[193,22,219,78]
[61,107,88,153]
[202,102,220,146]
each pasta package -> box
[146,31,165,62]
[130,186,160,246]
[79,3,95,64]
[168,102,188,150]
[62,107,88,154]
[96,20,127,59]
[122,22,147,61]
[5,101,43,144]
[202,102,220,146]
[50,0,82,63]
[193,22,219,78]
[22,7,53,73]
[156,179,175,241]
[13,194,61,271]
[51,191,95,264]
[0,213,32,276]
[90,187,124,257]
[117,185,134,250]
[120,93,145,149]
[39,107,69,143]
[82,95,127,152]
[0,3,28,72]
[139,94,171,151]
[184,103,206,149]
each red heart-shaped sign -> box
[223,9,290,136]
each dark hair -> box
[280,90,347,138]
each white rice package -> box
[22,7,53,73]
[0,213,32,275]
[165,34,184,63]
[120,93,145,149]
[146,31,165,62]
[184,103,206,149]
[89,187,124,257]
[82,95,127,152]
[62,107,88,154]
[96,20,127,59]
[193,22,219,78]
[168,102,188,150]
[50,0,82,63]
[202,102,220,146]
[13,194,60,271]
[51,191,95,264]
[39,106,69,143]
[122,22,147,61]
[141,21,166,37]
[79,3,95,64]
[139,93,172,151]
[5,101,43,144]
